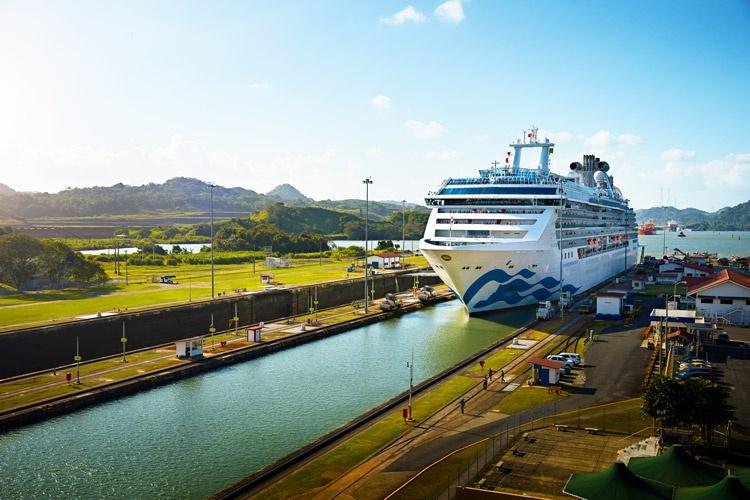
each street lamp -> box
[664,280,686,377]
[363,177,373,313]
[406,349,414,421]
[209,183,216,299]
[401,200,406,261]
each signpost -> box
[74,337,81,384]
[121,321,127,362]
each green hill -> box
[266,184,313,203]
[251,203,360,235]
[635,206,712,227]
[688,200,750,231]
[0,178,425,222]
[635,201,750,231]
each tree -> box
[0,233,45,290]
[642,375,685,428]
[376,240,394,250]
[41,241,81,286]
[71,259,108,284]
[642,375,732,444]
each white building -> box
[175,337,204,359]
[687,269,750,326]
[659,261,684,275]
[596,293,623,320]
[367,252,402,270]
[682,262,714,278]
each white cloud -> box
[370,94,392,110]
[584,130,641,149]
[727,153,750,163]
[585,130,613,149]
[365,147,383,158]
[660,148,696,162]
[404,120,445,139]
[617,134,642,146]
[434,0,465,23]
[538,129,573,144]
[247,82,271,92]
[426,150,463,160]
[381,5,427,25]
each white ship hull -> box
[419,127,638,315]
[421,240,638,313]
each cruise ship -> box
[419,128,638,314]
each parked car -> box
[676,368,713,380]
[559,352,581,365]
[546,355,573,372]
[678,360,712,372]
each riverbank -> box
[0,288,454,433]
[1,300,535,499]
[218,314,593,499]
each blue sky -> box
[0,0,748,210]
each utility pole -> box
[401,200,406,260]
[407,349,414,421]
[121,321,127,362]
[209,313,216,351]
[363,177,373,313]
[209,183,216,299]
[74,336,81,384]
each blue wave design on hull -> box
[464,269,579,310]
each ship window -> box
[532,264,538,267]
[508,265,514,269]
[700,298,713,304]
[720,298,733,305]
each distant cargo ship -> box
[638,222,657,235]
[667,220,679,232]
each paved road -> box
[384,297,657,476]
[704,341,750,433]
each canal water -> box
[0,301,532,499]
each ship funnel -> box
[597,161,610,172]
[570,162,582,171]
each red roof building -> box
[687,269,750,326]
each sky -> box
[0,0,749,211]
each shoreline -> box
[0,292,454,433]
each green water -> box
[0,301,532,499]
[640,230,750,257]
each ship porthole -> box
[441,255,452,262]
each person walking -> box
[488,368,493,380]
[459,398,465,414]
[501,369,505,383]
[483,377,488,390]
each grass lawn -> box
[493,386,568,414]
[552,398,652,435]
[394,439,490,499]
[260,374,477,500]
[0,256,427,329]
[639,284,687,297]
[467,349,521,375]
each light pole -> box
[401,200,406,260]
[363,177,373,313]
[407,349,414,421]
[74,336,81,384]
[121,320,127,362]
[209,183,216,299]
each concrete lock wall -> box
[0,272,440,379]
